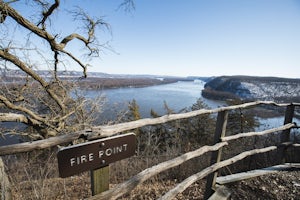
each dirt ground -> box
[118,170,300,199]
[8,169,300,199]
[227,170,300,200]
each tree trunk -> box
[0,157,11,200]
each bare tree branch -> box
[117,0,135,12]
[60,33,89,48]
[0,95,50,126]
[0,1,110,139]
[59,49,87,77]
[0,49,66,111]
[1,2,57,46]
[0,112,29,123]
[69,7,111,56]
[1,2,102,77]
[37,0,60,28]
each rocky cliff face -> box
[202,76,300,102]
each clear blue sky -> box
[14,0,300,78]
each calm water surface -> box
[84,81,225,120]
[1,81,298,145]
[2,81,222,145]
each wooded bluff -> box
[202,76,300,102]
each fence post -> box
[91,165,110,196]
[204,110,228,199]
[279,104,295,163]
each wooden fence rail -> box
[160,146,278,200]
[88,142,228,200]
[1,101,300,199]
[87,106,298,200]
[222,123,295,142]
[0,101,299,156]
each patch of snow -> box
[240,81,300,100]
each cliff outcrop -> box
[202,76,300,102]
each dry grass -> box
[119,180,206,200]
[2,124,298,199]
[11,175,91,200]
[4,150,91,200]
[3,144,210,199]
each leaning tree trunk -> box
[0,157,11,200]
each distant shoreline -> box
[76,77,189,90]
[1,76,190,91]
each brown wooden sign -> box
[57,133,136,178]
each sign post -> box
[91,166,109,195]
[57,133,136,195]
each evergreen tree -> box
[180,98,216,148]
[127,99,141,121]
[163,100,175,114]
[226,99,259,135]
[150,108,160,118]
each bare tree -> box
[0,0,112,139]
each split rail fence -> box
[1,101,300,199]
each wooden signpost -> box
[57,133,136,195]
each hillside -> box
[202,76,300,102]
[0,69,189,89]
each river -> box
[84,81,299,133]
[83,81,225,121]
[1,81,298,145]
[91,81,299,137]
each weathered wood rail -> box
[1,101,299,155]
[1,101,300,199]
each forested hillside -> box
[0,69,187,89]
[202,76,300,102]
